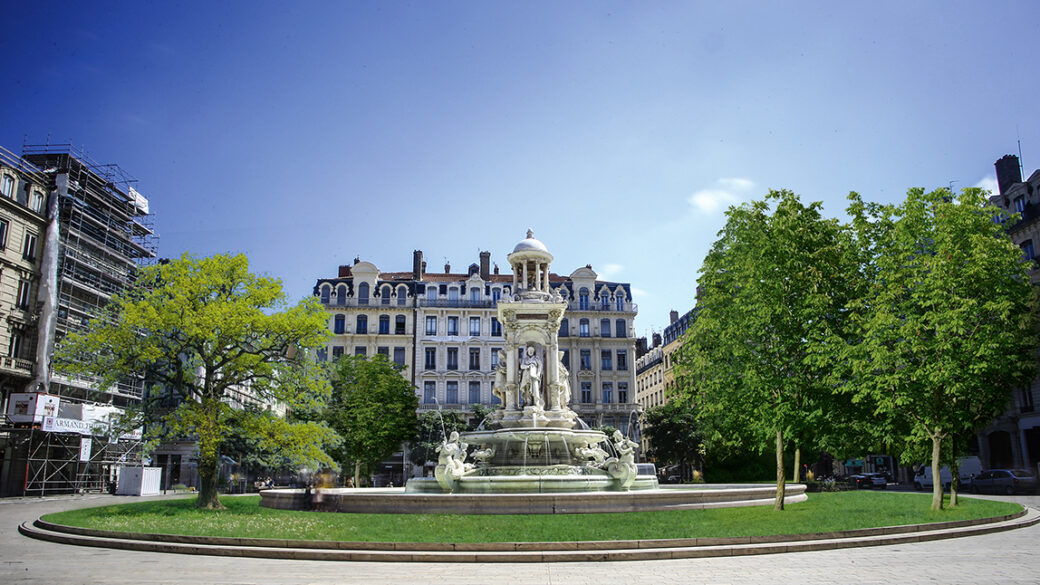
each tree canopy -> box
[324,354,419,485]
[676,190,856,509]
[643,400,704,481]
[56,253,338,509]
[841,187,1039,510]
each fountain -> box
[259,231,806,513]
[407,230,651,494]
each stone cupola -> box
[508,229,554,300]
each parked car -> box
[969,469,1038,494]
[849,472,887,490]
[914,456,982,491]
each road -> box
[2,492,1038,585]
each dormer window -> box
[1015,196,1026,213]
[29,191,45,213]
[0,175,13,198]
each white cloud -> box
[687,177,755,214]
[974,175,1000,196]
[598,263,623,278]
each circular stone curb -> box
[19,507,1038,563]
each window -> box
[424,381,436,404]
[600,318,611,337]
[449,287,459,301]
[447,316,459,336]
[602,383,614,404]
[580,350,591,371]
[316,347,328,362]
[396,314,407,334]
[446,381,459,404]
[469,317,480,336]
[424,348,436,370]
[580,382,592,404]
[16,280,31,310]
[490,349,501,368]
[397,286,407,306]
[427,287,437,301]
[559,319,568,337]
[8,331,21,359]
[320,286,331,304]
[579,319,590,337]
[579,288,589,310]
[1022,240,1036,261]
[357,282,370,305]
[0,218,7,249]
[616,295,624,311]
[332,346,344,360]
[337,284,347,306]
[378,315,390,334]
[393,347,405,366]
[22,233,36,261]
[469,381,481,404]
[601,350,612,370]
[333,314,345,334]
[469,347,481,370]
[491,317,502,336]
[616,319,626,338]
[425,316,437,335]
[561,350,569,369]
[601,294,610,310]
[470,287,480,301]
[447,347,459,370]
[377,346,389,357]
[29,191,44,213]
[1021,387,1035,413]
[354,346,367,356]
[618,382,629,403]
[617,350,628,371]
[492,288,501,302]
[1015,196,1027,213]
[0,175,13,198]
[356,315,367,334]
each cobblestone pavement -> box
[2,493,1037,585]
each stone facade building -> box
[313,246,641,434]
[985,154,1040,472]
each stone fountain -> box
[405,230,657,494]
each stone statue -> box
[553,350,571,410]
[492,350,508,407]
[519,345,543,409]
[470,446,495,466]
[607,430,639,489]
[434,431,472,491]
[575,444,610,469]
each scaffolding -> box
[0,143,159,496]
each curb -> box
[18,507,1039,563]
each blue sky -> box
[3,2,1039,337]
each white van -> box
[914,456,983,490]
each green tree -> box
[677,190,854,510]
[643,401,704,481]
[325,354,419,486]
[55,253,338,509]
[843,188,1038,510]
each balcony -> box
[419,299,496,309]
[566,301,638,313]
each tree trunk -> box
[930,434,943,511]
[354,461,362,488]
[775,429,786,511]
[196,452,223,510]
[950,459,960,507]
[793,447,801,483]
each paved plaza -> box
[1,493,1038,585]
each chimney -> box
[338,265,352,278]
[494,263,500,275]
[652,332,662,347]
[670,310,679,324]
[444,261,451,273]
[636,337,648,358]
[353,256,360,265]
[413,250,423,280]
[995,154,1022,195]
[479,251,491,280]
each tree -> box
[643,401,704,481]
[325,354,418,486]
[676,190,854,510]
[55,253,338,509]
[842,187,1038,510]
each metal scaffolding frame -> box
[14,427,141,495]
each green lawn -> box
[42,491,1020,544]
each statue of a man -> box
[555,350,571,410]
[492,350,508,407]
[519,345,543,409]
